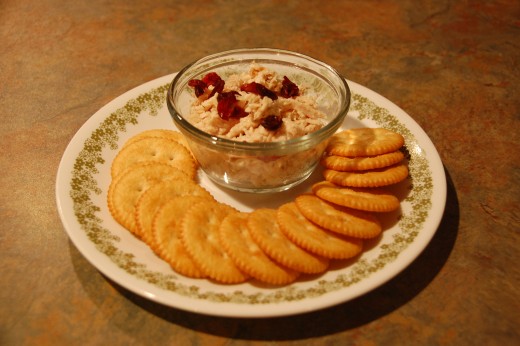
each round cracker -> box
[219,212,300,285]
[247,209,329,274]
[321,150,404,171]
[327,128,404,157]
[135,178,214,245]
[111,137,197,179]
[294,194,382,239]
[277,203,363,259]
[123,129,190,151]
[123,129,195,161]
[181,202,248,284]
[323,163,409,188]
[107,163,189,235]
[152,196,211,278]
[312,181,400,212]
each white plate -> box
[56,73,446,318]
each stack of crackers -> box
[107,128,408,286]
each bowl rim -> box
[166,48,351,151]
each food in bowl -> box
[167,48,351,192]
[186,63,328,142]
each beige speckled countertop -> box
[1,0,519,345]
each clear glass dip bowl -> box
[167,48,351,193]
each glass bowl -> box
[166,48,351,193]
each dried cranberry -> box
[202,72,225,97]
[201,72,222,85]
[280,76,299,98]
[188,79,207,97]
[240,82,278,100]
[188,72,224,98]
[261,115,283,131]
[217,91,248,120]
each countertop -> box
[1,0,519,345]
